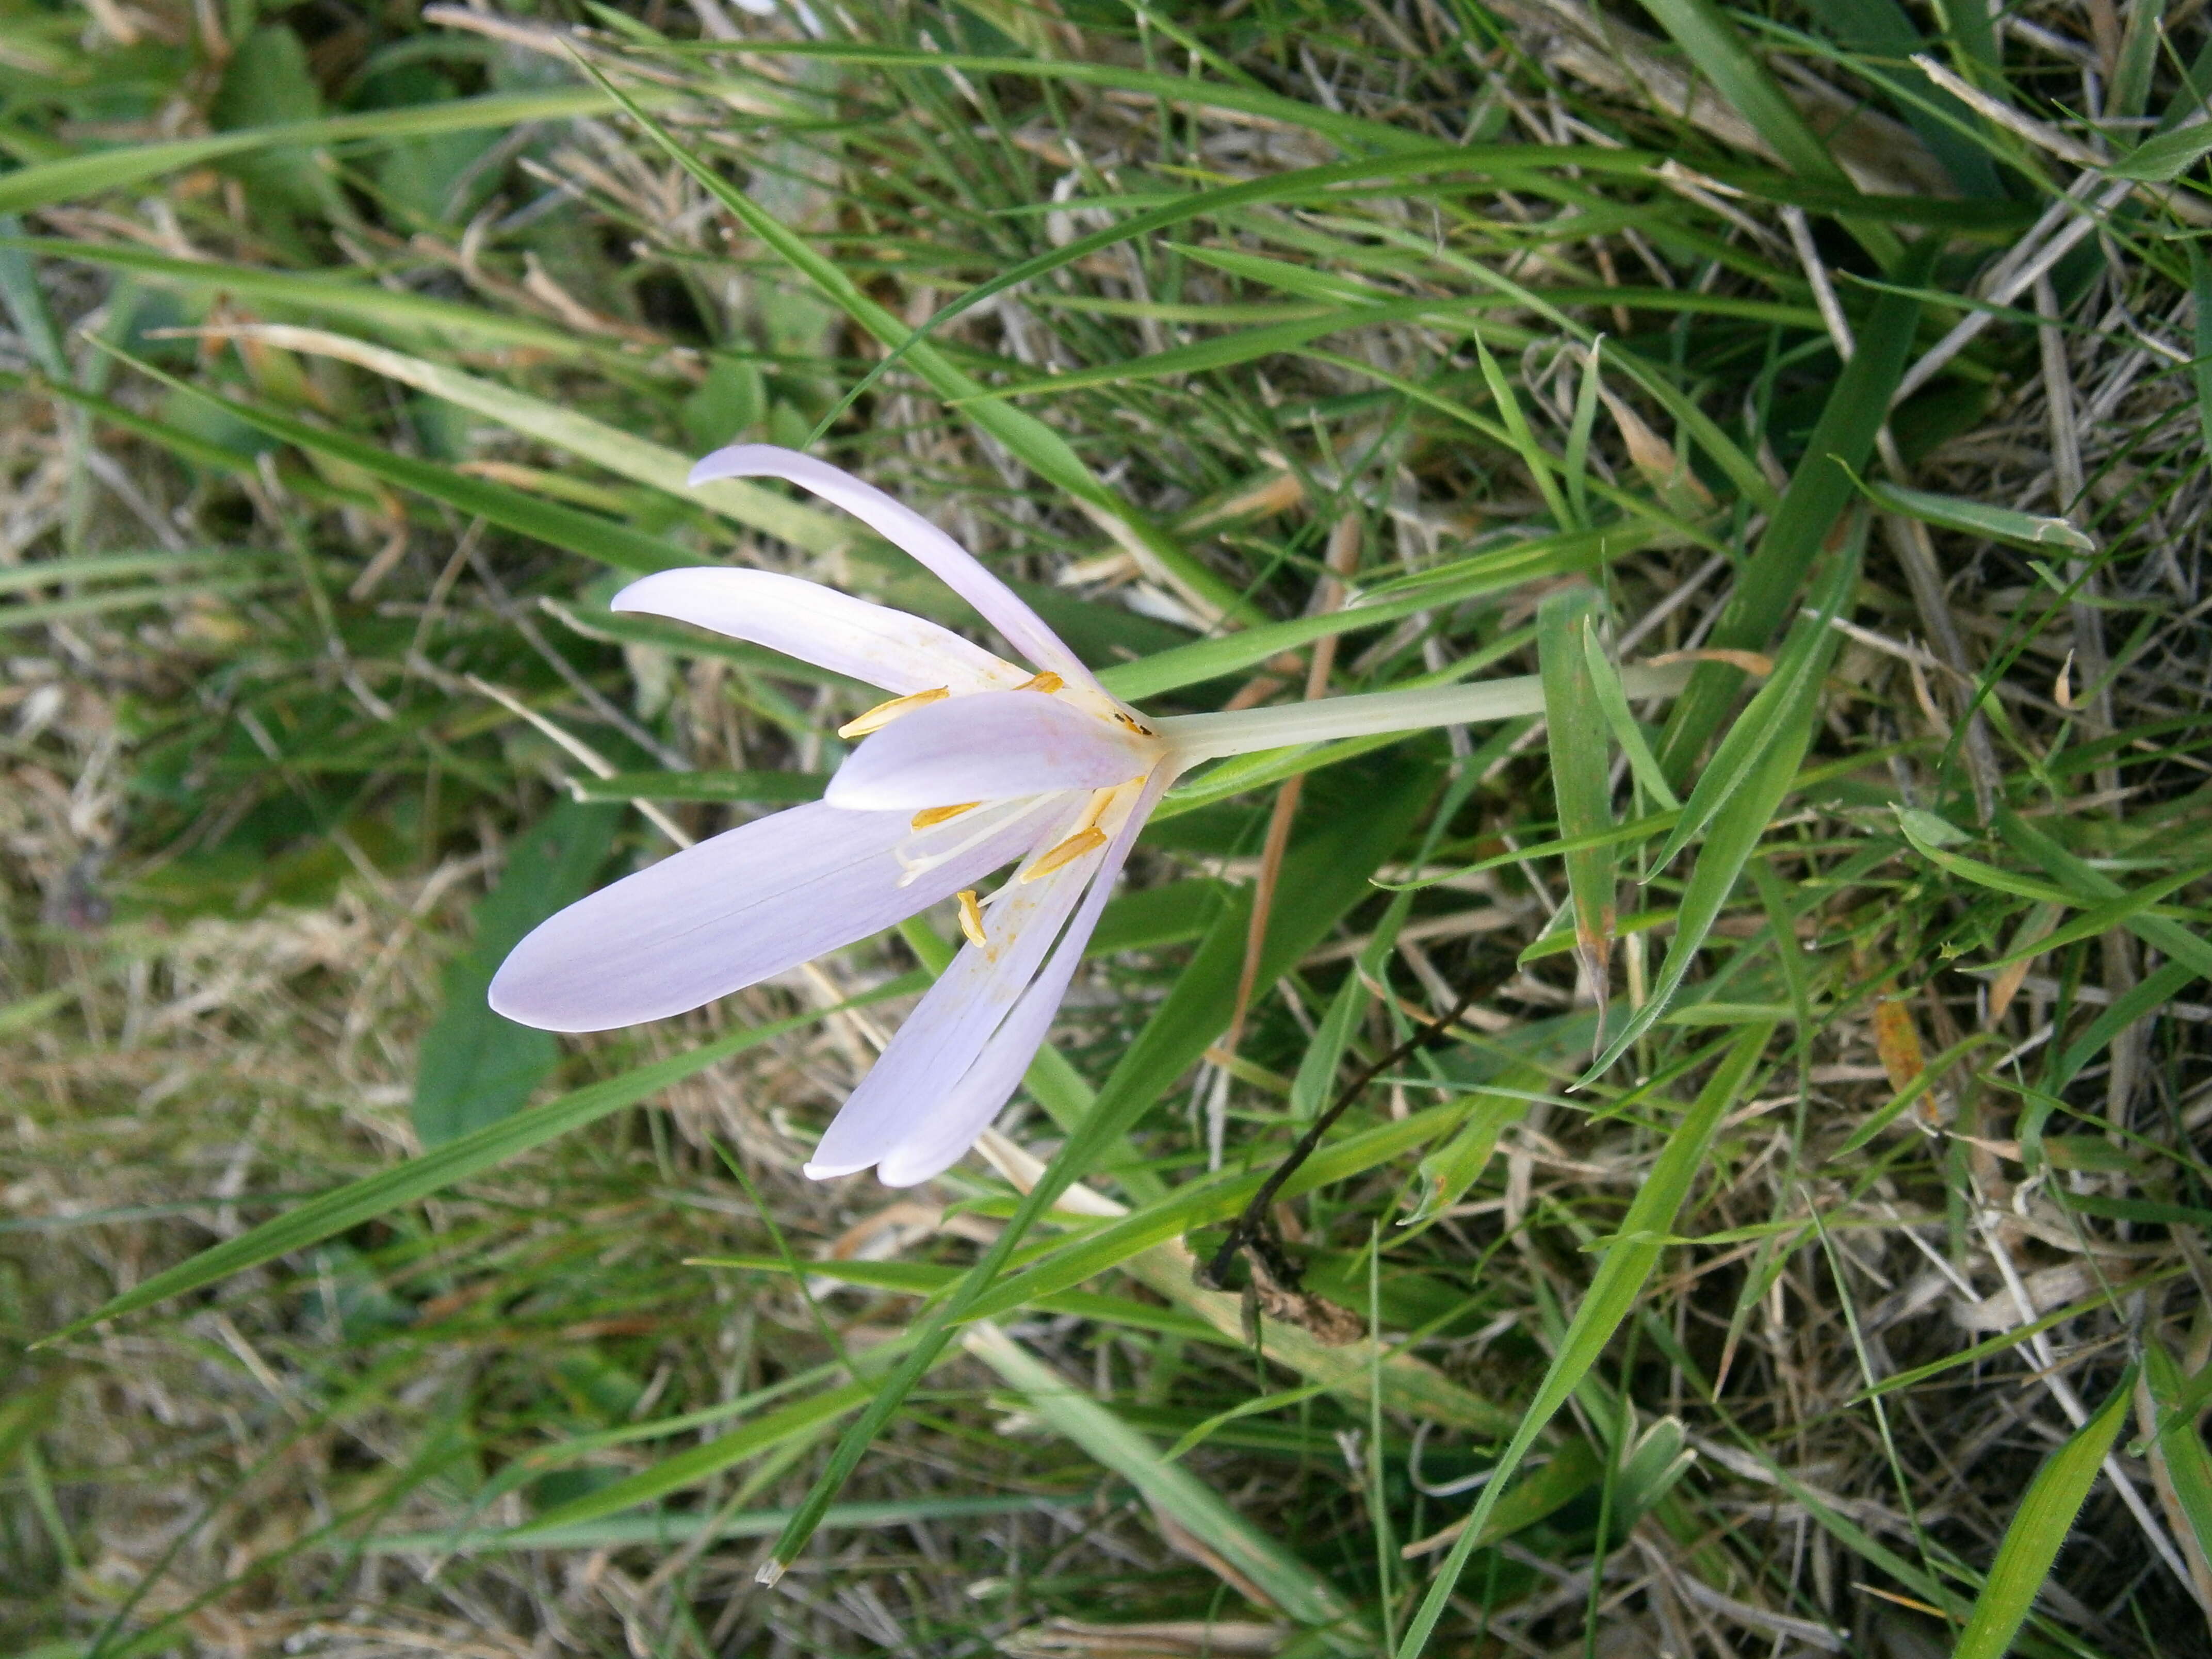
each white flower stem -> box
[1154,662,1693,763]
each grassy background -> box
[4,0,2212,1652]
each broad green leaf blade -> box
[964,1321,1364,1632]
[34,986,918,1347]
[412,802,619,1146]
[1951,1367,2137,1659]
[1795,0,2004,196]
[1395,1026,1771,1659]
[2109,116,2212,181]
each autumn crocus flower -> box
[490,446,1181,1186]
[490,446,1695,1187]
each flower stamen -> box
[838,686,949,739]
[910,802,980,830]
[956,889,988,948]
[1013,671,1064,694]
[1021,826,1108,881]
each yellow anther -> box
[956,889,988,948]
[1020,826,1108,882]
[1013,671,1064,694]
[1112,709,1157,738]
[837,686,949,739]
[910,802,981,831]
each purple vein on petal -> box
[489,801,1042,1032]
[612,568,1020,697]
[685,445,1102,693]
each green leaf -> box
[1658,239,1930,779]
[2109,115,2212,181]
[2143,1341,2212,1580]
[1631,0,1900,265]
[1539,586,1616,1001]
[1401,1066,1548,1229]
[221,327,844,552]
[1950,1366,2136,1659]
[0,89,649,217]
[1795,0,2004,196]
[2193,245,2212,457]
[1582,621,1679,810]
[1857,475,2094,551]
[1395,1026,1771,1659]
[412,802,619,1147]
[1654,547,1860,871]
[13,237,586,356]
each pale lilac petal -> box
[687,445,1101,692]
[874,768,1173,1186]
[490,801,1039,1032]
[824,691,1159,810]
[612,568,1020,696]
[803,856,1093,1179]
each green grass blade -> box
[1583,623,1680,810]
[2143,1342,2212,1579]
[13,236,589,356]
[1950,1366,2137,1659]
[1657,241,1930,779]
[1631,0,1900,265]
[965,1321,1364,1631]
[221,326,843,551]
[0,88,647,215]
[1653,544,1859,870]
[73,355,689,576]
[1539,585,1616,1009]
[1585,548,1852,1081]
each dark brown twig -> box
[1198,980,1487,1293]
